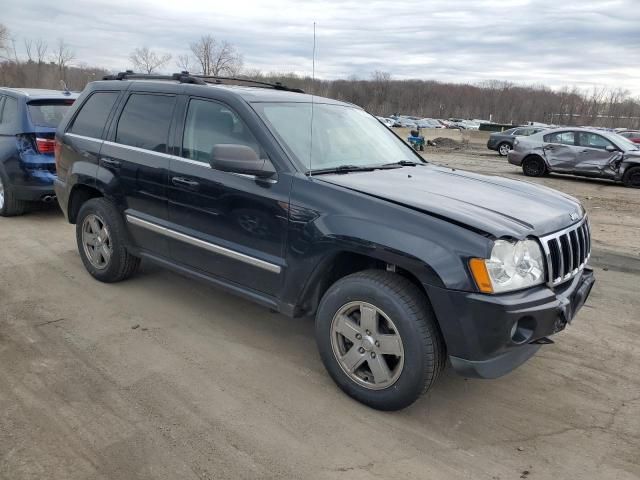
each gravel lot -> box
[1,145,639,480]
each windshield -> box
[27,99,75,128]
[612,133,639,151]
[253,102,421,171]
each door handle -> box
[101,157,121,168]
[171,177,200,189]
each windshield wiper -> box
[384,160,424,167]
[308,164,396,175]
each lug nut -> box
[365,330,371,335]
[370,352,376,358]
[356,333,362,340]
[375,341,380,347]
[358,347,365,354]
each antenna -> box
[309,22,316,177]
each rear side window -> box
[544,131,576,146]
[0,97,18,125]
[69,92,118,138]
[115,94,176,153]
[28,100,75,128]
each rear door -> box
[542,131,579,171]
[575,131,621,177]
[100,90,177,257]
[61,90,120,183]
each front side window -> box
[254,102,419,171]
[69,91,119,138]
[544,131,576,146]
[115,94,176,153]
[578,132,614,150]
[182,99,263,163]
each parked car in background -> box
[396,117,418,128]
[448,119,480,130]
[416,118,444,129]
[55,72,594,410]
[0,87,77,216]
[376,116,395,128]
[487,126,548,156]
[508,127,640,187]
[618,130,640,144]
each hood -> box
[319,164,583,238]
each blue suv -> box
[0,88,77,216]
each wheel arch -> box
[291,248,445,319]
[67,183,104,224]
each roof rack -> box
[102,71,304,93]
[102,70,206,85]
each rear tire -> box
[76,198,140,282]
[498,142,512,156]
[622,166,640,188]
[0,170,27,217]
[522,156,546,177]
[315,270,445,411]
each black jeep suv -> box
[54,72,595,410]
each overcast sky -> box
[4,0,640,95]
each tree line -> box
[1,23,638,129]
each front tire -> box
[498,142,512,156]
[76,198,140,282]
[522,156,547,177]
[315,270,445,411]
[622,166,640,188]
[0,170,27,217]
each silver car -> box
[508,127,640,187]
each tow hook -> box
[530,337,555,345]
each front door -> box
[542,131,579,171]
[166,97,290,297]
[575,131,621,178]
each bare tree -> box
[0,23,8,58]
[52,38,75,80]
[35,38,47,64]
[189,35,242,76]
[129,46,172,74]
[24,38,33,62]
[175,53,193,72]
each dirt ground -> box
[1,144,639,479]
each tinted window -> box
[578,132,614,150]
[0,97,18,125]
[544,131,576,145]
[70,92,118,138]
[115,94,176,153]
[182,99,263,163]
[28,100,75,127]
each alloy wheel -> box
[499,143,511,156]
[330,301,404,390]
[82,213,113,270]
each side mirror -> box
[605,145,618,153]
[210,144,276,179]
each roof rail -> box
[191,75,304,93]
[101,71,304,93]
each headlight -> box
[470,239,545,293]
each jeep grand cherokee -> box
[54,72,595,410]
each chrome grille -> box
[540,217,591,287]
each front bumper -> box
[426,267,595,379]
